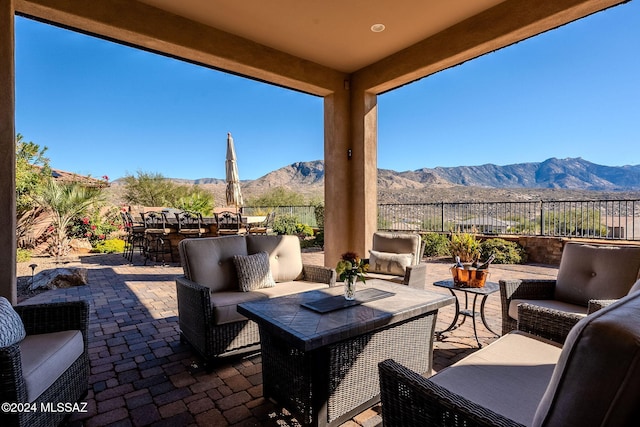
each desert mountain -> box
[110,157,640,204]
[432,157,640,190]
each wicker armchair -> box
[379,288,640,427]
[364,232,427,289]
[499,242,640,343]
[0,300,90,427]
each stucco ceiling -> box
[137,0,506,73]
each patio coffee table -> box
[237,279,454,427]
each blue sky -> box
[15,2,639,181]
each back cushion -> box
[372,232,421,265]
[246,235,303,282]
[178,236,248,292]
[533,290,640,426]
[555,243,640,305]
[368,250,413,275]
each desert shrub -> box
[296,223,314,238]
[422,233,450,257]
[92,238,126,254]
[273,213,313,238]
[17,248,32,263]
[449,232,481,262]
[273,214,299,235]
[246,187,305,207]
[122,171,214,212]
[480,238,527,264]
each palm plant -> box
[34,180,105,259]
[176,190,214,216]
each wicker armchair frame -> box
[0,301,90,427]
[498,279,555,335]
[499,279,621,343]
[175,264,336,363]
[378,359,525,427]
[377,308,558,427]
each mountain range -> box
[237,157,640,191]
[111,157,640,204]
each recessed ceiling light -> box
[370,23,386,33]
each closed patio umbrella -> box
[225,132,244,211]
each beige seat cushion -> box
[213,281,330,325]
[509,298,588,321]
[211,291,268,325]
[178,228,207,235]
[365,271,405,284]
[246,235,303,282]
[430,331,562,426]
[251,280,329,298]
[555,243,640,305]
[533,289,640,426]
[19,330,84,402]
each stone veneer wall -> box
[477,236,640,266]
[473,235,564,265]
[516,237,565,265]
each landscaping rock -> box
[70,238,93,254]
[29,267,89,290]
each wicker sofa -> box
[0,299,90,427]
[499,242,640,343]
[379,281,640,427]
[364,232,427,288]
[176,234,336,363]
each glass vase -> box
[344,276,356,300]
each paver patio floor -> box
[17,251,558,427]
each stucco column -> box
[324,81,377,267]
[324,86,351,267]
[0,0,17,303]
[350,87,378,258]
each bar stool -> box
[121,211,145,263]
[175,211,207,238]
[247,211,276,235]
[141,211,175,265]
[215,211,246,235]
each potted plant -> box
[449,232,481,264]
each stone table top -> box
[237,279,455,352]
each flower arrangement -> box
[336,252,369,284]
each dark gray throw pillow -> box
[233,251,276,292]
[0,297,27,347]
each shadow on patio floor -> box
[16,252,557,427]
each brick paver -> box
[18,250,557,427]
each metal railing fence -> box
[378,199,640,240]
[244,199,640,240]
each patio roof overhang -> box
[0,0,630,303]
